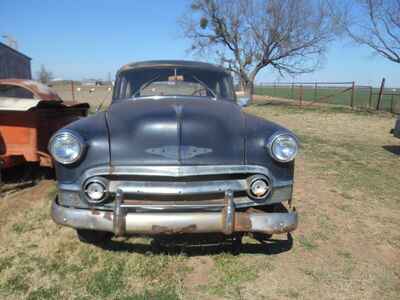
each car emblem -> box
[146,145,212,159]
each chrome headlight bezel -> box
[49,131,85,165]
[267,133,299,163]
[83,177,109,204]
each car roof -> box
[117,60,228,75]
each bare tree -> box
[36,65,53,84]
[180,0,334,97]
[331,0,400,64]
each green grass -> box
[297,133,400,207]
[206,253,259,297]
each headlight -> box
[269,133,298,162]
[49,131,85,164]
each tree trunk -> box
[242,80,254,101]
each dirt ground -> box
[0,98,399,299]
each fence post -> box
[391,94,394,113]
[273,82,276,96]
[376,78,385,110]
[71,80,75,102]
[291,83,294,99]
[299,85,303,106]
[368,86,373,108]
[314,82,317,101]
[350,81,355,109]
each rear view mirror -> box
[237,96,250,107]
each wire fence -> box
[255,82,400,114]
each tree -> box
[36,65,53,84]
[331,0,400,64]
[180,0,334,98]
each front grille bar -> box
[109,179,247,195]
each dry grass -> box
[0,98,399,299]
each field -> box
[52,84,113,112]
[0,97,399,299]
[255,85,400,113]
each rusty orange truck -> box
[0,79,89,180]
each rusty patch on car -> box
[234,212,252,231]
[151,224,197,234]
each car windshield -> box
[114,67,235,101]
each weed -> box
[2,273,30,293]
[298,235,318,251]
[206,253,258,297]
[27,287,60,300]
[86,260,125,297]
[0,257,13,273]
[119,287,180,300]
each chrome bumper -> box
[52,190,298,236]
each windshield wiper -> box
[131,75,161,98]
[192,75,217,99]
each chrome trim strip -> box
[81,165,273,182]
[109,179,247,195]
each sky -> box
[1,0,399,87]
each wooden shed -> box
[0,42,32,79]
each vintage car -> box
[49,60,299,245]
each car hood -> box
[106,98,246,165]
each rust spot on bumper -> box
[151,224,197,235]
[234,213,252,231]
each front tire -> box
[76,229,112,244]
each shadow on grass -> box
[97,233,293,256]
[382,145,400,156]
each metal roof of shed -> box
[0,42,31,61]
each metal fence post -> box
[376,78,385,111]
[391,94,394,113]
[299,85,303,106]
[350,81,355,109]
[291,83,294,99]
[368,86,373,108]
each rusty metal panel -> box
[0,79,89,170]
[0,79,61,101]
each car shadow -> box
[98,233,294,256]
[382,145,400,156]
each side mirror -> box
[237,96,250,107]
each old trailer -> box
[0,79,89,178]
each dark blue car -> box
[49,60,299,245]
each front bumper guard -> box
[52,190,298,236]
